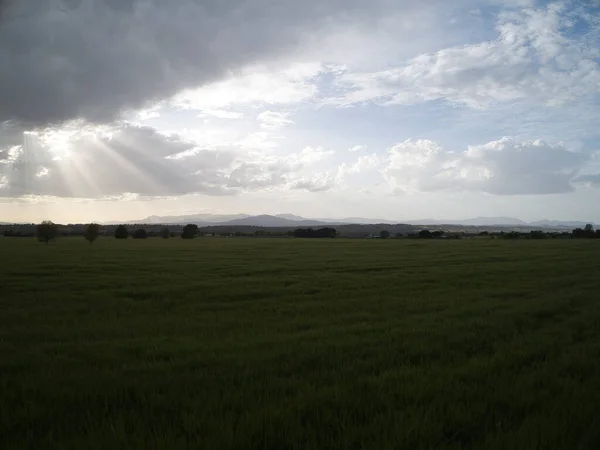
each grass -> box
[1,237,600,449]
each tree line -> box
[293,227,337,238]
[27,222,342,243]
[4,221,600,243]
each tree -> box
[572,225,596,239]
[133,228,148,239]
[529,230,546,239]
[160,227,170,239]
[36,221,58,244]
[379,230,390,239]
[84,223,101,244]
[418,229,432,238]
[584,224,595,238]
[293,227,337,238]
[114,225,129,239]
[181,224,199,239]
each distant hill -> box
[104,213,250,225]
[274,214,308,221]
[102,213,596,229]
[404,217,527,226]
[223,215,332,227]
[317,217,397,225]
[529,220,594,229]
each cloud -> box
[136,109,161,121]
[383,137,591,195]
[0,0,397,127]
[257,111,295,130]
[349,154,383,173]
[288,173,336,192]
[0,122,342,199]
[290,146,336,165]
[234,132,283,150]
[1,0,540,127]
[573,173,600,186]
[0,122,26,149]
[349,145,367,152]
[0,122,237,198]
[333,3,600,109]
[174,63,323,112]
[197,109,244,120]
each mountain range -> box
[107,214,595,229]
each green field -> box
[2,237,600,449]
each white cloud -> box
[383,137,591,195]
[349,145,367,152]
[349,154,383,173]
[290,146,336,166]
[288,173,336,192]
[332,3,600,109]
[35,167,50,178]
[257,111,295,130]
[234,132,283,150]
[197,109,244,119]
[136,109,161,121]
[7,123,589,201]
[172,63,323,111]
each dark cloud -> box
[0,0,394,127]
[573,173,600,186]
[0,121,25,148]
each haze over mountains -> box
[107,214,594,229]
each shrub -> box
[114,225,129,239]
[133,229,149,239]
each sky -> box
[1,0,600,223]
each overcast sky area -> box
[1,0,599,223]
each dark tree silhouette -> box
[36,221,58,244]
[584,224,595,238]
[84,223,101,244]
[293,227,337,238]
[114,225,129,239]
[160,227,170,239]
[418,229,432,238]
[572,224,596,239]
[181,224,199,239]
[380,230,390,239]
[133,228,149,239]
